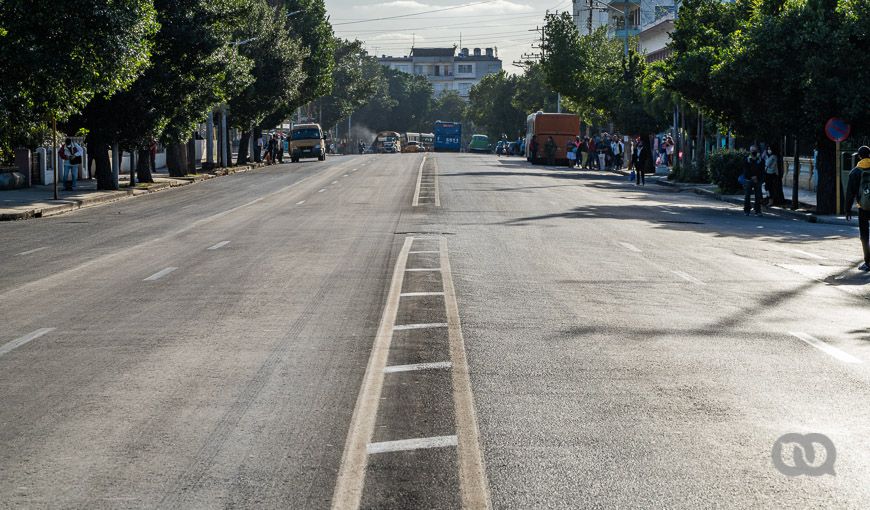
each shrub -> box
[708,149,748,194]
[672,158,710,184]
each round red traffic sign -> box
[825,117,851,143]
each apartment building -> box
[378,47,503,98]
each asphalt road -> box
[2,152,870,508]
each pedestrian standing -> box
[544,136,556,166]
[257,136,264,162]
[586,137,596,169]
[634,137,652,186]
[764,146,784,206]
[58,138,82,190]
[743,145,765,216]
[529,135,539,163]
[845,145,870,271]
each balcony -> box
[613,25,640,38]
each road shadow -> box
[498,204,851,243]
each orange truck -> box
[525,111,580,165]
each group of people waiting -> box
[741,144,787,216]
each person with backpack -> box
[743,146,766,216]
[845,145,870,271]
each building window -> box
[457,64,473,74]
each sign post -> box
[825,117,851,214]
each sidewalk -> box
[0,165,257,221]
[650,176,854,226]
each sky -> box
[325,0,575,74]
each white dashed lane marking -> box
[0,328,55,358]
[367,435,458,455]
[383,361,453,374]
[207,241,230,250]
[790,332,863,364]
[672,270,704,285]
[619,242,642,253]
[143,267,177,281]
[17,247,47,256]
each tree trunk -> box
[792,138,800,210]
[237,130,251,165]
[128,149,136,187]
[253,127,263,163]
[187,138,197,174]
[89,133,115,190]
[136,148,154,183]
[166,142,188,177]
[816,135,836,215]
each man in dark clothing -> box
[529,135,539,163]
[845,145,870,271]
[544,136,557,166]
[743,145,765,216]
[633,137,652,185]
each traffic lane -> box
[0,154,419,507]
[0,155,371,295]
[431,153,870,507]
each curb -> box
[0,164,257,221]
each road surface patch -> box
[789,332,862,364]
[0,328,55,358]
[143,267,177,281]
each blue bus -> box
[433,121,461,152]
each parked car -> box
[468,134,492,153]
[402,141,421,153]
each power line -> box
[332,0,500,26]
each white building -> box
[637,12,674,62]
[378,47,502,98]
[572,0,674,41]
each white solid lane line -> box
[367,435,458,455]
[383,361,453,374]
[0,328,55,358]
[296,200,306,205]
[17,247,47,256]
[672,270,704,285]
[619,242,642,253]
[408,250,440,254]
[143,267,178,281]
[393,322,449,331]
[405,267,440,272]
[790,332,863,364]
[400,291,445,297]
[207,241,230,250]
[332,180,338,184]
[439,237,491,509]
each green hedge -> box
[708,149,748,194]
[671,158,710,184]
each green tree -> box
[0,0,157,163]
[429,91,467,127]
[466,72,524,140]
[353,68,433,133]
[260,0,335,130]
[230,1,307,165]
[318,39,384,132]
